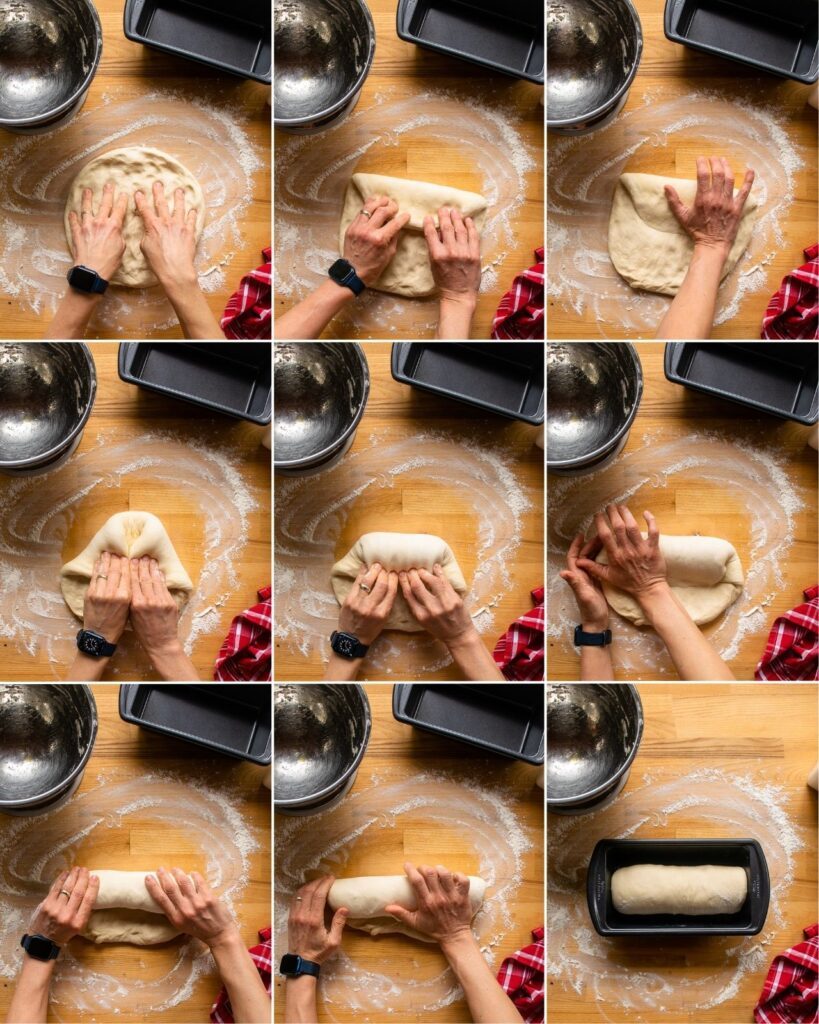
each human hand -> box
[288,876,347,964]
[28,867,99,947]
[82,552,131,644]
[342,195,410,286]
[144,867,235,948]
[338,562,399,646]
[128,556,181,658]
[559,532,609,630]
[665,157,755,255]
[384,863,474,946]
[134,182,199,289]
[424,206,481,302]
[576,504,667,600]
[398,565,474,645]
[67,183,128,282]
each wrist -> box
[161,269,199,294]
[445,626,482,652]
[439,928,477,957]
[581,618,609,632]
[207,925,241,952]
[634,580,673,618]
[692,239,731,261]
[439,289,478,310]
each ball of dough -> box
[611,863,748,916]
[81,869,192,945]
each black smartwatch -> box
[574,624,613,647]
[330,630,369,660]
[67,264,109,295]
[279,953,320,978]
[21,934,60,962]
[76,629,117,658]
[328,258,366,296]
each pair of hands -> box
[66,180,199,289]
[288,863,475,965]
[665,156,755,255]
[343,195,481,302]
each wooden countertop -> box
[548,682,819,1023]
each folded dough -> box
[611,864,748,916]
[82,870,185,945]
[609,173,759,296]
[597,534,743,626]
[339,173,488,297]
[330,531,468,631]
[60,510,194,619]
[328,874,487,942]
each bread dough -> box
[60,510,194,619]
[82,870,184,945]
[608,173,759,296]
[64,146,205,288]
[597,534,743,626]
[328,874,487,942]
[330,531,468,631]
[611,864,748,916]
[339,173,488,297]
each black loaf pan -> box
[664,0,818,83]
[119,684,271,765]
[391,342,544,425]
[392,684,544,764]
[587,838,770,936]
[664,342,819,425]
[396,0,543,83]
[119,342,271,424]
[124,0,271,83]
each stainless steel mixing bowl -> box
[547,683,643,815]
[274,342,370,476]
[547,342,643,476]
[0,343,97,476]
[0,0,102,133]
[274,0,376,133]
[547,0,642,134]
[274,684,371,816]
[0,684,98,816]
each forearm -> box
[446,630,505,681]
[210,932,271,1024]
[276,280,356,340]
[323,652,362,681]
[162,278,221,339]
[638,583,735,680]
[655,244,727,340]
[6,955,56,1023]
[440,933,523,1024]
[44,291,102,339]
[284,975,318,1024]
[579,645,615,680]
[65,651,109,681]
[436,294,477,340]
[146,641,199,680]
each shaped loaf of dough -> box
[597,534,743,626]
[611,863,748,916]
[60,510,194,619]
[608,173,759,296]
[82,870,188,945]
[339,173,488,297]
[330,531,468,631]
[328,874,487,942]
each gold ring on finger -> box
[59,889,71,899]
[359,583,371,593]
[360,209,372,218]
[96,574,108,580]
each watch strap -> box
[76,629,117,658]
[21,933,60,961]
[574,624,612,647]
[279,954,320,978]
[330,631,369,659]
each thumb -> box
[576,558,609,583]
[664,185,687,227]
[384,903,415,927]
[328,907,348,944]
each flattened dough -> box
[330,531,468,631]
[65,146,205,288]
[60,510,194,619]
[611,864,748,916]
[597,534,743,627]
[82,870,186,945]
[328,874,487,942]
[339,173,488,297]
[608,173,759,296]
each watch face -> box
[25,935,54,958]
[335,635,355,656]
[70,266,97,290]
[328,259,350,283]
[280,953,299,974]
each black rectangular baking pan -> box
[118,342,271,424]
[664,342,819,425]
[664,0,818,83]
[124,0,271,83]
[119,684,271,764]
[391,342,544,424]
[396,0,544,83]
[392,684,544,764]
[587,838,770,936]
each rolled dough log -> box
[608,173,759,296]
[611,864,748,915]
[328,874,487,942]
[82,870,185,945]
[330,531,468,631]
[597,534,743,626]
[60,510,194,620]
[339,173,488,297]
[64,146,205,288]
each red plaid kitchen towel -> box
[754,924,818,1024]
[491,247,544,339]
[210,926,272,1023]
[214,586,272,681]
[221,247,272,339]
[497,925,544,1024]
[761,244,819,339]
[755,586,819,681]
[493,586,544,681]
